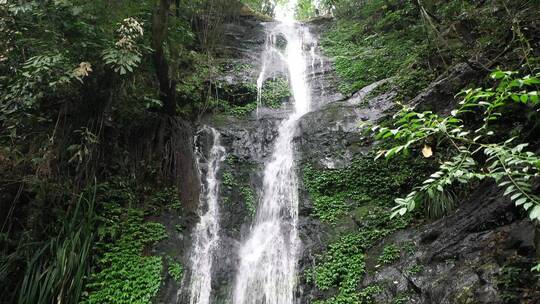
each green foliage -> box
[498,266,524,303]
[393,293,410,304]
[222,100,258,116]
[357,285,383,304]
[402,241,416,254]
[372,71,540,221]
[323,0,539,101]
[303,155,434,223]
[82,181,167,304]
[309,233,366,302]
[226,155,237,166]
[241,0,275,15]
[17,192,95,304]
[260,77,291,108]
[377,244,400,265]
[67,127,99,165]
[320,1,427,96]
[149,187,182,214]
[102,17,146,75]
[222,171,236,188]
[241,186,256,216]
[166,256,183,282]
[295,0,317,20]
[217,77,291,116]
[175,224,184,232]
[308,207,411,303]
[407,265,424,275]
[495,263,539,303]
[0,1,259,302]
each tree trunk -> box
[152,0,177,116]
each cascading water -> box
[233,2,315,303]
[188,126,226,304]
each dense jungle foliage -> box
[0,0,266,302]
[1,0,539,303]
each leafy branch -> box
[372,70,540,221]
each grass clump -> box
[17,193,95,304]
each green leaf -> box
[529,205,540,221]
[491,70,505,79]
[515,198,527,206]
[503,185,515,196]
[510,193,521,201]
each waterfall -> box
[188,126,226,304]
[233,2,314,303]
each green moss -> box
[222,157,258,217]
[303,154,434,223]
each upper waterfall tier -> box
[232,16,315,304]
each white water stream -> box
[233,2,315,303]
[188,126,226,304]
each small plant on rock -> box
[377,244,401,265]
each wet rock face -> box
[172,14,538,304]
[219,17,267,62]
[361,184,536,304]
[411,62,484,114]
